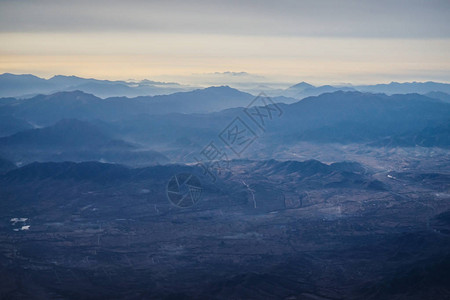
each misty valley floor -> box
[1,156,449,299]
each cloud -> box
[174,71,266,86]
[213,72,252,77]
[0,0,449,38]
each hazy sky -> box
[0,0,449,85]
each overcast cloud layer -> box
[1,0,449,38]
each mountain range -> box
[0,89,448,168]
[0,73,192,98]
[2,73,450,100]
[0,87,296,127]
[0,119,169,166]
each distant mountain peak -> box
[288,82,314,90]
[50,75,83,80]
[44,90,98,99]
[196,85,248,96]
[204,85,234,90]
[0,73,41,78]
